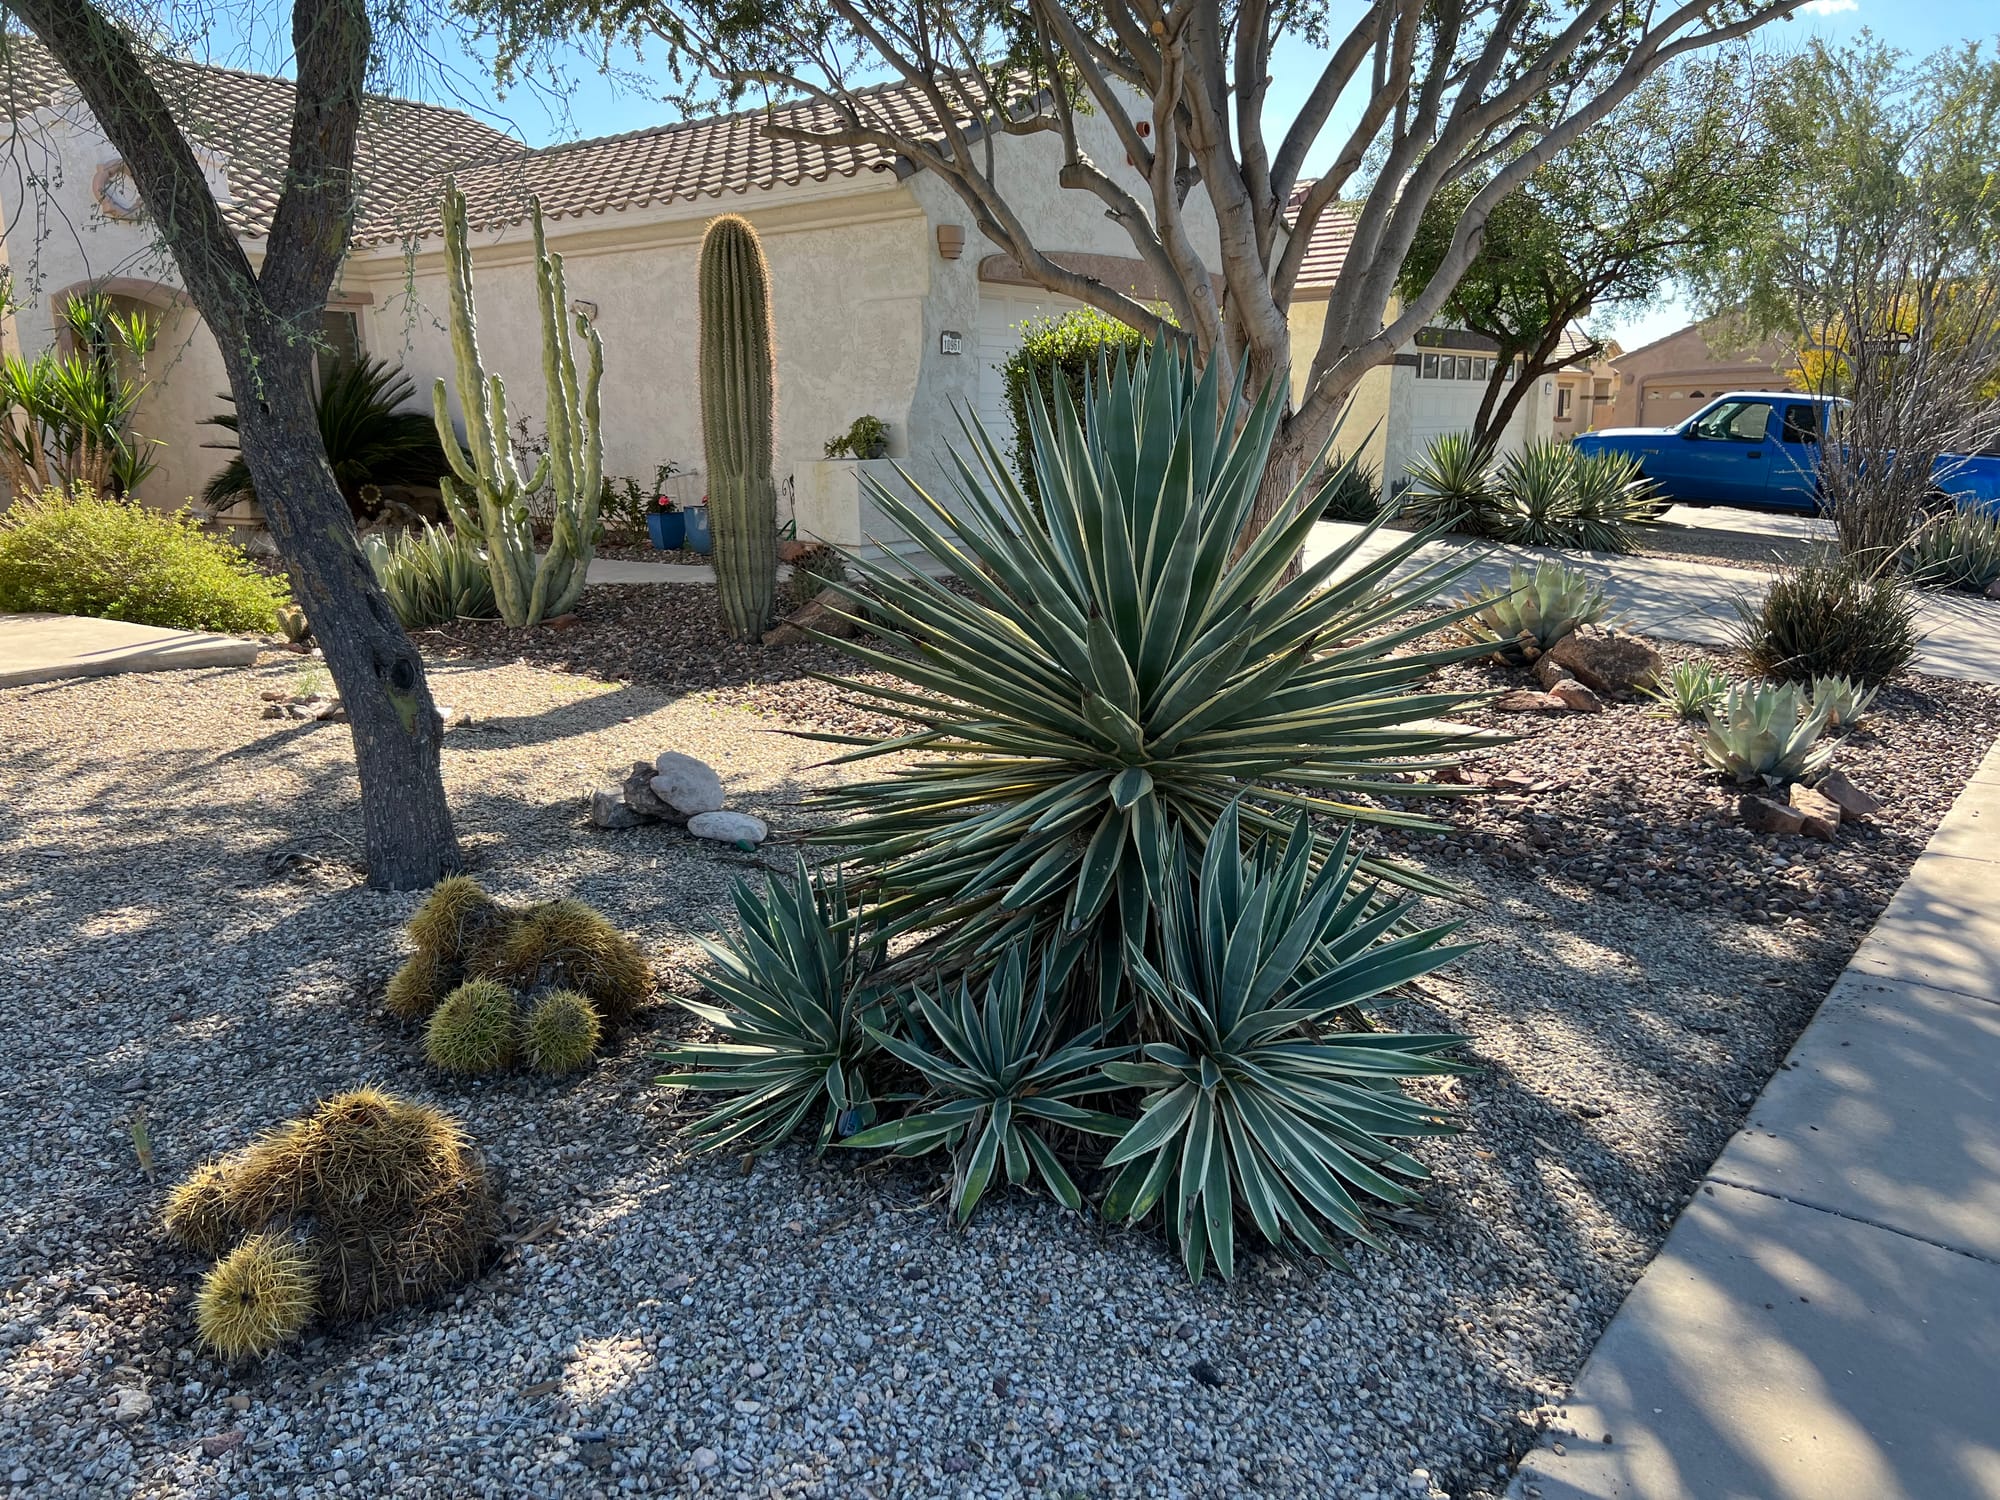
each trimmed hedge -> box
[1000,308,1147,504]
[0,484,288,634]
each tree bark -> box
[13,0,461,889]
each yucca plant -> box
[1698,681,1835,785]
[1101,805,1472,1282]
[1486,441,1658,553]
[1403,431,1497,531]
[1811,674,1877,732]
[362,523,498,628]
[1907,508,2000,592]
[658,859,892,1155]
[805,346,1487,1001]
[1564,449,1661,552]
[1319,449,1382,523]
[1647,659,1732,721]
[839,944,1131,1223]
[1463,561,1610,663]
[1736,556,1920,686]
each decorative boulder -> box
[687,810,768,846]
[1787,783,1842,841]
[622,762,674,820]
[650,751,726,818]
[1545,626,1664,698]
[592,789,643,829]
[1739,795,1806,835]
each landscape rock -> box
[1787,783,1842,840]
[1818,768,1883,819]
[622,763,673,820]
[762,588,861,648]
[1532,655,1574,691]
[591,789,644,830]
[1494,689,1567,713]
[1546,627,1665,698]
[1987,577,2000,600]
[543,613,580,631]
[650,752,725,817]
[1549,679,1605,714]
[109,1387,152,1422]
[687,810,768,846]
[1739,795,1806,835]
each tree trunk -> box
[229,338,461,888]
[1474,365,1541,449]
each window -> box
[1437,355,1454,379]
[1556,386,1573,421]
[315,308,363,393]
[1456,355,1473,380]
[1688,399,1774,442]
[1472,357,1489,380]
[1780,404,1821,444]
[1422,352,1439,379]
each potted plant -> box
[824,415,890,461]
[645,494,685,551]
[683,495,713,555]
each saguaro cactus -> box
[698,215,779,642]
[433,177,605,627]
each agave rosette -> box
[802,350,1490,974]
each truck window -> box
[1780,405,1821,444]
[1690,400,1773,442]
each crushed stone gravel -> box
[1,624,1995,1500]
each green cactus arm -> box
[432,377,481,490]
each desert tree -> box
[1396,51,1770,447]
[0,0,463,888]
[466,0,1808,532]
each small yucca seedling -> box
[1698,681,1835,786]
[521,990,602,1074]
[425,979,520,1075]
[1464,561,1610,663]
[1811,674,1877,732]
[1647,660,1732,722]
[195,1232,318,1359]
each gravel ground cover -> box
[3,630,1995,1500]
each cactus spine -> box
[697,215,779,642]
[433,177,605,626]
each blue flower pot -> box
[646,509,685,550]
[682,505,713,555]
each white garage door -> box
[976,287,1083,457]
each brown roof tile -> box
[0,34,518,240]
[1286,181,1357,293]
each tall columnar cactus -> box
[433,177,605,627]
[698,215,779,642]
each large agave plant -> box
[1464,561,1610,663]
[807,347,1487,994]
[1907,507,2000,592]
[840,944,1131,1223]
[658,859,891,1154]
[1698,681,1835,785]
[1103,805,1472,1281]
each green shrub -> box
[1319,451,1382,522]
[1698,680,1835,786]
[1407,435,1658,552]
[1404,432,1496,530]
[362,523,497,629]
[823,415,889,459]
[1907,508,2000,592]
[1464,560,1610,663]
[0,483,287,633]
[1736,556,1920,686]
[999,308,1147,505]
[1647,659,1732,721]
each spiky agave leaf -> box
[1463,561,1610,663]
[800,344,1489,987]
[1698,680,1836,785]
[657,857,892,1155]
[1100,803,1473,1282]
[839,943,1132,1223]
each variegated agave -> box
[1104,805,1471,1281]
[805,347,1486,997]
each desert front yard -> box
[4,621,1994,1500]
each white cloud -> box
[1802,0,1859,15]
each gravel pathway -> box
[2,641,1995,1500]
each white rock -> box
[691,1446,721,1473]
[109,1387,152,1422]
[686,810,768,846]
[650,752,725,817]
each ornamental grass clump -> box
[387,877,647,1077]
[1736,556,1920,686]
[162,1089,498,1359]
[658,343,1485,1281]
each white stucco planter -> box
[793,458,945,570]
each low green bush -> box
[0,484,287,633]
[1907,508,2000,593]
[1736,556,1919,686]
[362,523,497,629]
[1406,434,1659,552]
[1000,308,1147,505]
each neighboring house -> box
[1605,315,1796,430]
[1284,191,1555,493]
[0,37,1226,558]
[1550,333,1623,441]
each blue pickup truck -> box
[1569,392,2000,517]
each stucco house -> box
[1605,316,1797,430]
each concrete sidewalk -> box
[0,612,262,688]
[1307,521,2000,686]
[1507,743,2000,1500]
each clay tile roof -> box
[0,34,519,240]
[352,79,955,246]
[1285,181,1357,293]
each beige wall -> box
[1607,319,1796,429]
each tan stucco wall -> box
[1607,319,1796,429]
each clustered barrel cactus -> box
[697,214,779,642]
[433,177,605,627]
[163,1089,498,1359]
[387,876,648,1077]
